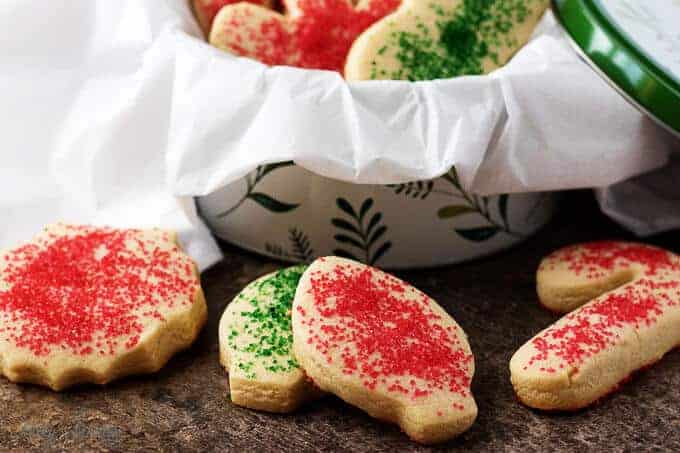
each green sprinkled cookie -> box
[219,265,322,412]
[345,0,549,81]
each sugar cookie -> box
[537,241,678,313]
[511,241,680,410]
[345,0,549,81]
[192,0,272,35]
[0,224,206,391]
[292,257,476,444]
[219,265,322,412]
[209,0,401,73]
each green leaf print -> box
[248,193,300,213]
[216,162,298,218]
[332,197,392,266]
[265,227,315,263]
[387,181,435,199]
[387,167,521,243]
[438,205,477,219]
[455,226,500,242]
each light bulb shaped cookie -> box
[345,0,549,80]
[219,265,322,412]
[292,257,477,444]
[0,224,206,391]
[511,241,680,410]
[209,0,401,73]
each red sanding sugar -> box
[200,0,269,28]
[544,241,678,279]
[221,0,400,72]
[528,242,680,372]
[299,261,472,402]
[0,226,198,357]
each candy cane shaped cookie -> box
[193,0,273,35]
[292,257,477,444]
[209,0,401,73]
[511,242,680,410]
[536,241,679,314]
[0,224,206,391]
[345,0,549,81]
[219,266,322,412]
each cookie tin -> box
[553,0,680,137]
[197,165,555,269]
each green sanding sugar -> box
[227,265,306,380]
[372,0,537,81]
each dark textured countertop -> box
[1,192,678,452]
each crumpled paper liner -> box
[0,0,676,269]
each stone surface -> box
[0,191,678,452]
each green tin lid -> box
[553,0,680,137]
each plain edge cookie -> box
[536,255,636,314]
[508,340,680,411]
[344,4,414,81]
[293,340,477,444]
[219,341,322,414]
[208,3,287,56]
[517,242,680,410]
[345,0,550,81]
[508,326,642,411]
[218,273,322,413]
[0,228,207,391]
[291,258,477,444]
[509,308,680,411]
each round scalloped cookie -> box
[0,224,206,391]
[511,241,680,410]
[209,0,401,73]
[292,257,476,444]
[192,0,273,35]
[345,0,549,81]
[219,265,322,412]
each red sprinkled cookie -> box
[537,240,679,313]
[209,0,401,73]
[193,0,272,35]
[511,241,680,410]
[0,224,206,390]
[292,257,476,444]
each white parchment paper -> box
[0,0,677,269]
